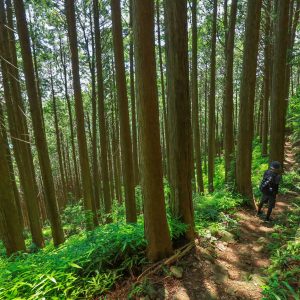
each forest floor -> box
[107,141,299,300]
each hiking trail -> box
[107,141,299,300]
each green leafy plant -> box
[262,197,300,300]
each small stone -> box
[192,262,198,267]
[212,272,228,284]
[219,230,236,243]
[228,269,240,280]
[170,266,183,279]
[253,244,264,252]
[212,264,228,284]
[215,241,226,251]
[226,287,237,296]
[257,237,268,244]
[173,288,190,300]
[201,290,218,300]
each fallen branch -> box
[136,241,195,282]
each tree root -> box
[136,241,195,282]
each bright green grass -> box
[0,214,188,300]
[1,140,298,299]
[0,222,144,299]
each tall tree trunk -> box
[112,100,123,204]
[93,0,112,217]
[224,0,237,181]
[79,6,101,211]
[65,0,98,227]
[133,0,172,261]
[129,0,139,186]
[0,126,26,256]
[269,0,290,165]
[191,0,204,193]
[1,0,45,247]
[111,62,123,204]
[106,125,115,204]
[208,0,217,192]
[204,63,208,174]
[13,0,65,246]
[59,40,81,199]
[156,0,169,181]
[0,101,24,229]
[165,0,194,241]
[236,0,262,204]
[91,27,101,212]
[262,0,271,156]
[61,131,71,196]
[50,68,67,206]
[284,0,300,116]
[111,0,137,223]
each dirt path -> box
[107,194,295,300]
[159,195,293,300]
[107,142,299,300]
[157,141,298,300]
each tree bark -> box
[59,39,81,200]
[191,0,204,193]
[50,68,67,207]
[224,0,237,181]
[165,0,194,241]
[13,0,64,246]
[236,0,262,204]
[156,0,169,181]
[1,0,45,247]
[65,0,98,227]
[208,0,217,192]
[284,0,299,116]
[0,101,24,230]
[262,1,271,156]
[0,126,26,256]
[133,0,173,261]
[129,0,139,186]
[111,0,137,223]
[93,0,112,217]
[269,0,290,165]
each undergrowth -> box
[262,197,300,300]
[0,217,187,300]
[1,140,299,299]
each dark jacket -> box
[260,169,281,197]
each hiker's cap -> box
[270,161,281,170]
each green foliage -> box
[287,88,300,142]
[1,140,299,299]
[61,200,86,236]
[0,214,187,300]
[193,190,242,234]
[202,157,226,191]
[280,171,300,194]
[262,198,300,300]
[0,222,145,299]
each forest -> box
[0,0,300,299]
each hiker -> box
[257,161,282,221]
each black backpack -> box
[259,171,276,194]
